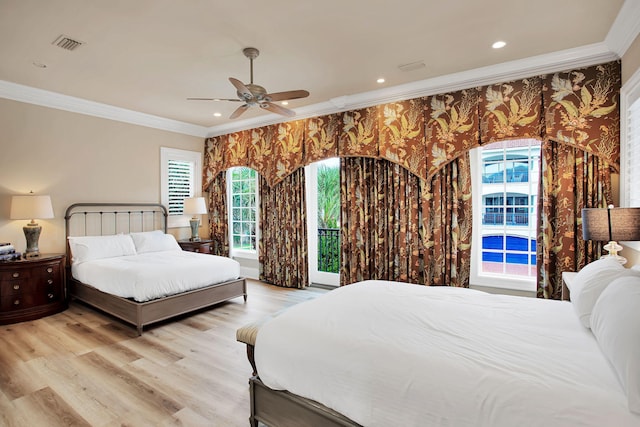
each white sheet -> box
[72,250,240,302]
[255,280,640,427]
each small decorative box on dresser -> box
[178,239,213,254]
[0,254,66,324]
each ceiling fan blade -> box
[230,104,250,119]
[187,97,243,102]
[229,77,253,99]
[260,102,296,117]
[266,90,310,102]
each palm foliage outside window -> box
[316,160,340,273]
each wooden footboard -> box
[249,376,361,427]
[70,277,246,335]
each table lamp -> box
[183,197,207,241]
[582,206,640,264]
[10,193,55,258]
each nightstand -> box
[178,239,213,254]
[561,271,577,301]
[0,253,66,324]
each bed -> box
[243,260,640,427]
[65,202,246,335]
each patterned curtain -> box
[259,168,309,288]
[305,114,340,164]
[537,142,614,299]
[422,154,473,287]
[206,171,229,257]
[379,98,427,180]
[479,77,543,144]
[538,61,620,299]
[340,157,423,286]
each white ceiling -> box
[0,0,638,137]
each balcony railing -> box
[318,228,340,273]
[482,172,529,183]
[482,212,529,226]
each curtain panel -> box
[259,168,309,289]
[206,171,230,257]
[340,157,423,286]
[423,154,473,287]
[537,61,620,299]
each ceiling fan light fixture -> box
[188,47,309,119]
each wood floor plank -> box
[0,279,327,426]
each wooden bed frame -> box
[65,202,247,335]
[249,375,361,427]
[240,338,360,426]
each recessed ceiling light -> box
[377,78,385,84]
[492,41,506,49]
[281,101,289,106]
[213,112,222,117]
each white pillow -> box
[130,230,181,253]
[68,234,137,264]
[591,276,640,414]
[570,258,639,328]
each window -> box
[621,67,640,251]
[160,147,202,228]
[470,139,540,291]
[227,167,259,257]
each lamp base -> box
[23,223,42,258]
[189,218,201,242]
[600,240,626,265]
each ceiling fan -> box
[188,47,310,119]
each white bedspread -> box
[255,280,640,427]
[72,250,240,302]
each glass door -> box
[305,158,340,286]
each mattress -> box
[255,280,640,427]
[71,250,241,302]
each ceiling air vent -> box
[52,35,84,51]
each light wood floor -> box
[0,280,328,427]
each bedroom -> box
[1,0,640,425]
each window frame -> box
[621,67,640,251]
[226,167,259,260]
[160,147,202,229]
[470,140,540,292]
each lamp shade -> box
[182,197,207,215]
[10,195,54,220]
[582,207,640,241]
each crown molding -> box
[605,0,640,57]
[0,80,209,138]
[206,42,618,137]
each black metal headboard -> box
[65,203,168,239]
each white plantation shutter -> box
[160,147,202,228]
[167,160,193,215]
[627,98,640,207]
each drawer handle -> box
[13,299,20,306]
[12,272,19,278]
[47,268,53,273]
[13,284,20,290]
[48,293,54,299]
[47,279,53,285]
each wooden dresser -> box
[178,239,213,254]
[0,253,66,324]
